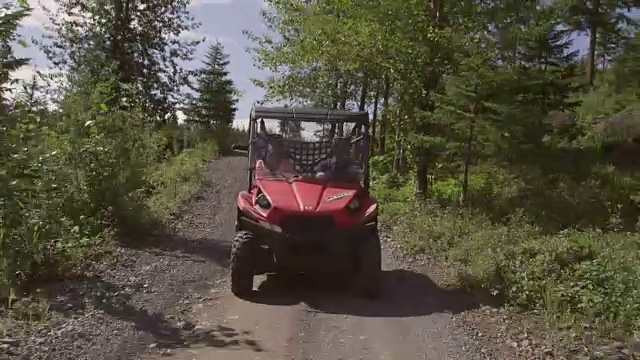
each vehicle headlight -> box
[347,198,360,211]
[256,193,271,209]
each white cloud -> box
[20,0,53,28]
[19,0,237,30]
[19,0,236,42]
[10,65,37,82]
[176,110,186,124]
[4,65,59,105]
[179,30,207,42]
[19,0,74,29]
[10,67,60,96]
[179,30,234,46]
[189,0,233,7]
[9,65,54,86]
[210,36,235,46]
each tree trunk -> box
[414,0,444,199]
[370,82,381,156]
[415,147,429,198]
[378,75,391,155]
[337,81,348,136]
[328,77,340,139]
[392,111,404,174]
[460,112,475,206]
[587,0,600,87]
[110,0,134,107]
[358,75,369,111]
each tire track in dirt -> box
[142,153,305,360]
[152,155,491,360]
[6,153,491,360]
[286,252,481,360]
[173,256,487,360]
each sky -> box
[11,0,271,127]
[9,1,639,128]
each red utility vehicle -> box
[231,106,381,298]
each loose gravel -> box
[2,153,636,360]
[1,155,246,360]
[384,230,640,360]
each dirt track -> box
[4,154,491,360]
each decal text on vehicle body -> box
[326,192,354,201]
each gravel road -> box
[2,154,490,360]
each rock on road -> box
[7,154,488,360]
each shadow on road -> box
[227,149,250,157]
[42,276,262,352]
[119,230,231,269]
[247,269,496,318]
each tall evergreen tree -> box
[612,32,640,92]
[596,17,631,71]
[189,41,238,129]
[559,0,638,86]
[0,1,30,113]
[518,7,579,70]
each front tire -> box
[355,230,382,298]
[230,230,255,297]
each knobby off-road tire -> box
[230,230,255,297]
[355,231,382,299]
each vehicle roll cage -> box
[246,105,371,190]
[250,106,370,125]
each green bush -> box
[0,78,219,289]
[421,161,639,233]
[146,140,218,221]
[380,196,640,332]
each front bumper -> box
[237,216,376,272]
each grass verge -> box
[0,140,218,333]
[145,141,218,221]
[377,184,640,338]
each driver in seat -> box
[256,137,295,175]
[315,137,362,182]
[267,139,295,174]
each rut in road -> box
[144,154,489,360]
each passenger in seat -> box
[314,137,361,182]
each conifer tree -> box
[559,0,638,86]
[612,32,640,92]
[0,1,30,113]
[188,41,239,151]
[518,8,579,70]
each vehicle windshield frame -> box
[250,121,365,178]
[245,105,371,190]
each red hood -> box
[256,177,358,212]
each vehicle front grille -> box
[279,215,335,237]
